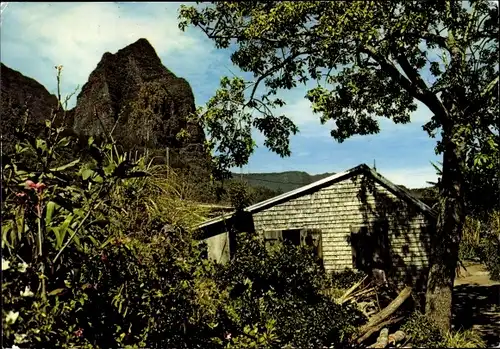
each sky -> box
[0,2,441,188]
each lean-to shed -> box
[197,164,436,290]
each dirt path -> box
[453,262,500,347]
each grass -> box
[443,328,486,348]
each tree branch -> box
[421,33,450,51]
[396,52,430,92]
[247,49,316,102]
[363,45,449,120]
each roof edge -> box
[365,167,437,218]
[196,163,436,230]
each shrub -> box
[401,312,444,348]
[478,211,500,281]
[211,233,366,348]
[402,312,486,349]
[460,216,483,260]
[459,211,500,280]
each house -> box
[196,164,437,290]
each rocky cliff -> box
[71,38,206,163]
[1,38,208,171]
[0,63,60,153]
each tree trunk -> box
[425,127,466,333]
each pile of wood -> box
[336,276,414,348]
[367,328,406,348]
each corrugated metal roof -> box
[197,163,437,230]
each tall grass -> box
[443,329,486,348]
[460,216,483,260]
[107,155,211,237]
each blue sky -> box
[1,2,441,188]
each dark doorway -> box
[350,220,391,273]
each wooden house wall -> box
[251,174,433,286]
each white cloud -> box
[378,166,438,189]
[279,97,317,127]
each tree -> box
[179,1,499,332]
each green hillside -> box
[231,171,335,193]
[229,171,438,208]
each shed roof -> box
[197,164,437,230]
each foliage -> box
[459,216,484,260]
[402,312,486,348]
[2,71,369,348]
[0,91,216,348]
[477,211,500,280]
[401,312,445,348]
[178,0,499,331]
[458,211,500,280]
[430,160,500,219]
[224,181,255,211]
[211,233,366,348]
[443,328,486,348]
[179,1,498,172]
[329,268,368,290]
[2,105,131,347]
[218,179,283,208]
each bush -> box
[460,216,483,260]
[478,212,500,281]
[0,108,219,348]
[402,312,486,348]
[459,211,500,281]
[401,312,444,348]
[211,233,366,348]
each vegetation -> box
[209,233,366,348]
[1,74,364,348]
[233,171,334,193]
[179,0,499,332]
[401,312,486,348]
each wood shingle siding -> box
[252,174,433,284]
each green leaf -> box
[56,215,75,249]
[45,201,57,225]
[100,236,115,248]
[50,158,80,172]
[57,137,70,147]
[88,235,99,246]
[82,169,94,181]
[93,175,104,184]
[36,139,48,152]
[48,288,66,296]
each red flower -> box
[35,182,46,192]
[25,180,46,193]
[100,252,108,262]
[74,328,84,337]
[25,180,36,189]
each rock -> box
[71,38,207,167]
[1,39,209,176]
[0,63,61,153]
